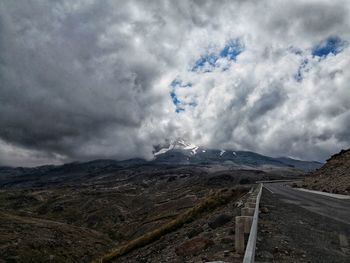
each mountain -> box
[0,139,322,189]
[300,148,350,195]
[152,138,322,171]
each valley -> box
[0,162,302,262]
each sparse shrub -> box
[95,187,247,263]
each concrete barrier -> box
[241,207,255,216]
[235,216,245,254]
[245,202,256,209]
[235,184,263,258]
[248,197,256,203]
[243,183,263,263]
[243,216,253,234]
[234,215,253,249]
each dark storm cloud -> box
[248,89,286,121]
[0,0,173,165]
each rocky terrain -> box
[299,148,350,195]
[0,160,305,262]
[0,140,320,262]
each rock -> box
[203,232,214,238]
[260,251,274,259]
[86,214,101,227]
[235,200,243,208]
[228,227,235,235]
[201,256,209,261]
[52,205,64,212]
[260,207,269,214]
[167,176,177,182]
[186,226,204,238]
[175,237,214,256]
[220,237,234,244]
[208,214,232,229]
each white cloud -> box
[0,0,350,166]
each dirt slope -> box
[301,149,350,195]
[0,211,113,263]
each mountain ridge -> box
[0,139,322,175]
[151,138,322,171]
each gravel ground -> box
[256,188,350,263]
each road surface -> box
[264,182,350,225]
[256,182,350,262]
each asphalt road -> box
[264,182,350,225]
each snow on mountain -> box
[153,138,199,156]
[191,146,199,155]
[154,145,173,156]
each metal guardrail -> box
[243,183,263,263]
[255,179,303,183]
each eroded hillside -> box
[0,164,302,262]
[301,149,350,195]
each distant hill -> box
[301,149,350,195]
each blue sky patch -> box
[219,39,244,60]
[191,53,219,72]
[170,39,244,112]
[171,79,192,88]
[293,36,347,82]
[170,80,195,113]
[312,36,346,57]
[170,90,185,113]
[170,91,180,106]
[191,39,244,72]
[170,88,197,113]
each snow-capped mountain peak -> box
[152,139,322,171]
[153,138,198,156]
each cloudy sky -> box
[1,0,350,166]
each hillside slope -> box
[301,149,350,195]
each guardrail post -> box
[243,216,253,233]
[235,216,245,254]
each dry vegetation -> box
[0,164,293,262]
[96,187,246,262]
